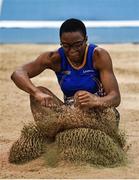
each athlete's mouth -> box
[67,52,80,61]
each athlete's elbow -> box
[11,71,17,82]
[11,68,25,82]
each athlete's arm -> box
[11,51,61,106]
[76,47,121,108]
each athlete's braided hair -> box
[59,18,87,37]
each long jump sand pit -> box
[0,44,139,178]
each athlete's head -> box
[59,18,88,62]
[59,18,87,38]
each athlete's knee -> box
[36,86,54,96]
[36,86,50,93]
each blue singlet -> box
[56,44,101,100]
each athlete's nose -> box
[67,48,78,56]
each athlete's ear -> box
[85,36,88,43]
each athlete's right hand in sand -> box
[34,91,54,107]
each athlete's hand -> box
[74,90,100,109]
[34,90,54,107]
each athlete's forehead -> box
[60,31,84,44]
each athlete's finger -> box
[41,99,46,106]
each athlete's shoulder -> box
[93,46,112,69]
[38,50,61,71]
[94,46,107,54]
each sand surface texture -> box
[0,44,139,178]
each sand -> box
[0,44,139,179]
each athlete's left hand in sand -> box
[74,90,99,109]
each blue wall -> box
[0,0,139,43]
[1,0,139,20]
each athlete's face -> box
[60,31,87,63]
